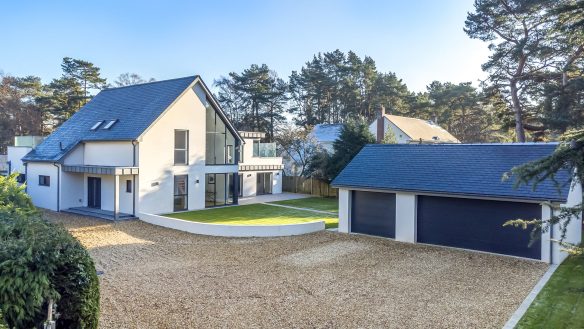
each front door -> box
[87,177,101,209]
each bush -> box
[0,174,99,328]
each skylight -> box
[90,121,104,130]
[102,120,117,130]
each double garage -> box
[350,190,541,260]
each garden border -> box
[138,212,325,237]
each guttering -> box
[52,162,60,211]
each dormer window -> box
[102,120,117,130]
[90,121,104,130]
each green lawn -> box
[269,197,338,214]
[516,254,584,328]
[165,203,338,229]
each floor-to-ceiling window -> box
[174,175,188,211]
[206,100,236,165]
[205,173,236,208]
[256,172,273,195]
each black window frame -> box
[173,175,188,211]
[39,175,50,187]
[126,180,132,193]
[174,129,189,165]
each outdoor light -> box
[195,179,199,184]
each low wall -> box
[139,212,325,237]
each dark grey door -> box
[351,191,396,238]
[417,196,542,259]
[256,173,272,195]
[87,177,101,209]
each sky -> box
[0,0,489,93]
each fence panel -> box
[282,176,338,197]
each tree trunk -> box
[510,80,526,142]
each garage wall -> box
[338,188,350,233]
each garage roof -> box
[331,143,572,203]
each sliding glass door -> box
[205,173,236,208]
[256,172,273,195]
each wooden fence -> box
[282,176,338,197]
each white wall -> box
[63,144,84,165]
[338,188,350,233]
[552,180,583,264]
[368,117,411,144]
[84,141,134,166]
[395,193,416,243]
[61,172,84,209]
[7,146,32,174]
[26,162,59,210]
[139,83,208,214]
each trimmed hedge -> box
[0,174,99,328]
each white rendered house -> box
[22,76,248,219]
[237,131,283,198]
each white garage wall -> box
[338,188,350,233]
[395,193,416,243]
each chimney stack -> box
[376,105,386,143]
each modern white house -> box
[237,131,283,198]
[332,143,582,264]
[22,76,253,219]
[1,136,44,179]
[369,108,459,144]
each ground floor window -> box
[205,173,236,208]
[238,173,243,197]
[174,175,188,211]
[39,175,50,186]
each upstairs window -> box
[102,120,117,130]
[90,121,104,130]
[174,130,189,165]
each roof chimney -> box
[376,105,386,143]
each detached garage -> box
[332,143,582,264]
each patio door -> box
[256,173,273,195]
[87,177,101,209]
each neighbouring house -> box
[369,107,460,144]
[237,131,283,197]
[332,143,582,264]
[21,76,253,219]
[1,136,44,179]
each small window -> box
[126,180,132,193]
[239,145,244,163]
[102,120,117,130]
[39,175,50,186]
[253,140,260,157]
[17,174,26,184]
[174,130,189,165]
[90,121,104,130]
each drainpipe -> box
[7,160,11,176]
[24,163,28,193]
[550,205,554,264]
[234,139,240,205]
[132,140,138,216]
[53,162,60,212]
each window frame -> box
[174,129,189,165]
[126,180,132,193]
[173,175,188,211]
[39,175,50,187]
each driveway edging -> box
[502,264,559,329]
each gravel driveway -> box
[45,211,547,329]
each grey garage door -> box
[417,196,541,259]
[351,191,396,238]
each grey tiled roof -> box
[331,143,572,202]
[24,76,198,161]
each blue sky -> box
[0,0,488,92]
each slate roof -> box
[384,114,460,143]
[24,76,226,162]
[331,143,572,202]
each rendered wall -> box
[26,162,59,210]
[84,141,134,166]
[338,188,350,233]
[7,146,32,174]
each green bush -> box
[0,174,99,328]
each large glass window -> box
[174,175,188,211]
[174,130,188,165]
[205,173,235,207]
[206,101,236,165]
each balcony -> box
[253,142,277,158]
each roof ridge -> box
[102,75,198,91]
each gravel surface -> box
[45,211,548,329]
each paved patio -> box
[45,210,548,329]
[238,192,310,205]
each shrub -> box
[0,174,99,328]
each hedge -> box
[0,174,100,328]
